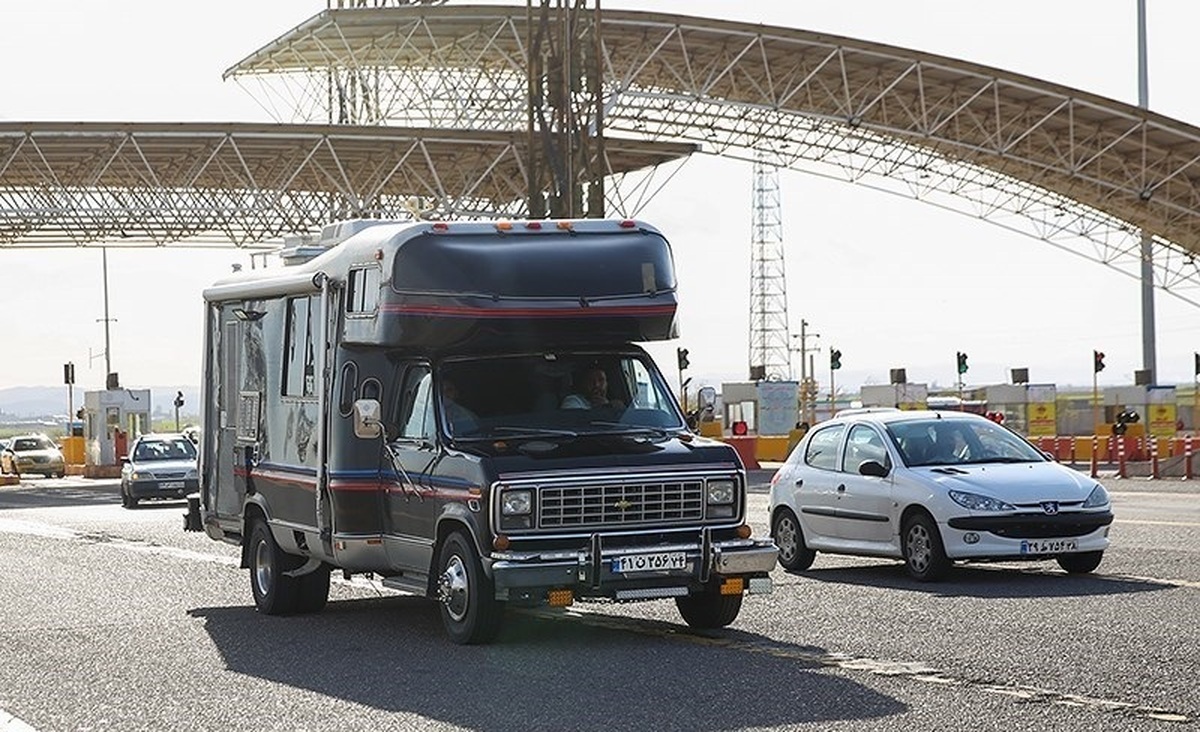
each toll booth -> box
[860,383,929,410]
[82,388,152,477]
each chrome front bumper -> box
[487,533,778,601]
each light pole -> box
[96,247,117,385]
[791,320,820,424]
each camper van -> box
[186,218,776,644]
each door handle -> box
[794,478,803,487]
[836,484,846,493]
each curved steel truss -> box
[0,122,692,248]
[227,5,1200,305]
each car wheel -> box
[436,530,505,644]
[772,508,815,571]
[675,586,743,629]
[248,520,304,615]
[296,564,332,613]
[1057,551,1103,574]
[902,513,951,582]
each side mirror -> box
[119,456,130,465]
[858,460,889,478]
[353,398,383,439]
[697,385,717,412]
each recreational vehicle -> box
[186,218,777,643]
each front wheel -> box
[675,586,743,629]
[436,531,505,645]
[772,508,816,571]
[902,513,951,582]
[1057,551,1103,574]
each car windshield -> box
[887,418,1046,467]
[133,438,198,462]
[12,436,54,451]
[437,353,685,439]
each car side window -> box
[842,424,888,474]
[398,366,435,442]
[804,424,844,471]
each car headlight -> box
[186,468,199,479]
[1082,484,1110,508]
[707,479,736,505]
[948,490,1015,512]
[501,490,532,516]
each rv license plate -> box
[612,552,686,573]
[162,481,185,490]
[1019,539,1078,555]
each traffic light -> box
[1093,350,1105,373]
[174,391,185,409]
[63,362,75,385]
[676,347,690,371]
[830,349,842,370]
[1195,351,1200,376]
[956,351,968,375]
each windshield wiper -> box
[481,426,580,440]
[588,421,673,440]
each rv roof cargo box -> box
[351,220,680,349]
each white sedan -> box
[768,409,1113,581]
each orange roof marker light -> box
[556,220,574,231]
[495,220,513,231]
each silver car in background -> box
[769,409,1113,581]
[120,433,199,508]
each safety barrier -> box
[1035,434,1199,479]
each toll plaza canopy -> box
[0,122,693,248]
[227,4,1200,303]
[4,5,1200,303]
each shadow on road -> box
[790,561,1172,598]
[190,597,905,731]
[0,480,122,509]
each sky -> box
[1,0,1198,400]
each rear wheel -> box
[675,586,743,629]
[772,508,815,571]
[436,531,505,644]
[902,513,951,582]
[248,520,306,615]
[1057,551,1103,574]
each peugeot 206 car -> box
[120,433,199,508]
[7,434,66,478]
[768,409,1113,581]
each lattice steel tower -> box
[749,159,793,381]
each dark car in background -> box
[7,434,66,478]
[120,433,199,508]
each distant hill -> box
[0,385,201,420]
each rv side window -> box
[398,366,434,442]
[283,296,317,397]
[347,266,381,314]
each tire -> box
[1057,551,1103,574]
[772,508,816,572]
[902,513,951,582]
[296,565,332,613]
[248,520,304,615]
[436,531,505,644]
[120,483,138,509]
[675,587,743,629]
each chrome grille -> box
[540,480,705,528]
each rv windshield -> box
[438,353,685,439]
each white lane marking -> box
[0,708,39,732]
[1115,518,1200,527]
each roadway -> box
[0,474,1196,731]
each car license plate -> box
[162,481,185,490]
[1020,539,1078,555]
[611,552,686,573]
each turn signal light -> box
[495,220,513,231]
[548,589,574,607]
[719,577,744,596]
[736,524,752,539]
[493,534,511,551]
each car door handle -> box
[794,478,803,487]
[836,484,846,493]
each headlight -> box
[186,468,199,479]
[1082,484,1110,508]
[501,490,532,516]
[948,490,1015,512]
[129,471,142,481]
[706,479,736,505]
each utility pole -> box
[791,320,820,425]
[96,247,117,387]
[1137,0,1157,384]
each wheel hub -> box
[906,524,931,572]
[775,518,797,563]
[254,539,273,594]
[438,555,469,621]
